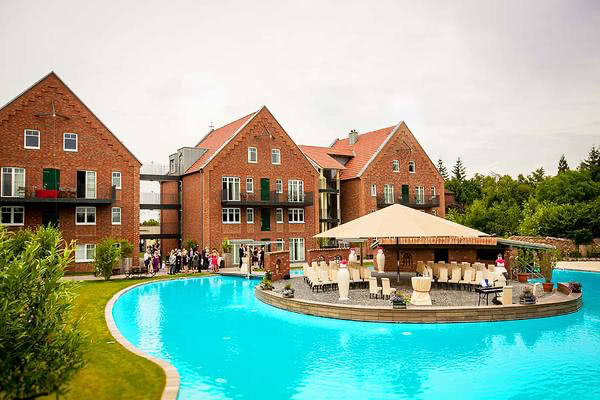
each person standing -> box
[152,251,160,273]
[143,249,151,272]
[239,245,245,270]
[259,246,265,269]
[169,250,176,275]
[175,250,182,274]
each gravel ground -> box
[273,272,551,307]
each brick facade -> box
[0,73,140,272]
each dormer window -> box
[408,161,416,173]
[392,160,399,172]
[248,147,257,163]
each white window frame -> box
[1,167,26,198]
[112,207,122,225]
[289,238,305,262]
[1,206,24,226]
[24,129,40,149]
[112,172,122,189]
[222,177,241,201]
[371,184,377,197]
[392,160,400,172]
[271,149,281,165]
[169,159,176,173]
[75,207,96,225]
[275,238,284,252]
[276,208,284,224]
[408,161,416,173]
[432,209,437,216]
[275,179,283,194]
[288,208,305,224]
[416,186,425,204]
[63,133,78,152]
[384,184,394,204]
[431,186,436,198]
[246,208,254,224]
[288,180,304,202]
[248,147,257,163]
[75,244,96,263]
[222,208,241,224]
[82,171,97,199]
[246,177,254,193]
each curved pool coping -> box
[105,279,188,400]
[255,286,583,323]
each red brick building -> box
[0,72,141,272]
[161,106,319,263]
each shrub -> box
[184,239,198,250]
[221,238,232,254]
[569,282,582,293]
[0,226,87,399]
[94,238,122,280]
[539,251,557,282]
[119,239,134,258]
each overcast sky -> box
[1,0,599,179]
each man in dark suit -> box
[239,245,245,269]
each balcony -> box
[140,192,180,210]
[318,178,338,193]
[0,186,116,205]
[376,195,440,209]
[221,190,314,207]
[319,209,340,223]
[140,163,180,181]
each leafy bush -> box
[569,282,582,293]
[184,239,198,249]
[221,238,232,253]
[119,239,134,258]
[94,238,122,280]
[0,226,87,399]
[539,251,556,282]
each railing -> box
[140,163,171,176]
[221,190,314,206]
[0,185,116,204]
[319,209,339,222]
[376,195,440,209]
[140,192,180,205]
[319,178,338,192]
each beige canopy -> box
[314,203,488,239]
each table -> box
[411,276,432,306]
[475,286,503,306]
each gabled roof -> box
[331,124,401,180]
[185,110,259,174]
[298,145,347,170]
[0,71,141,165]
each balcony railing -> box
[319,209,340,223]
[221,190,313,207]
[139,222,180,239]
[141,163,171,176]
[140,192,180,205]
[319,178,338,193]
[0,186,116,205]
[376,195,440,209]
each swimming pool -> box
[112,270,600,399]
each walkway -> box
[557,261,600,273]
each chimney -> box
[349,129,358,145]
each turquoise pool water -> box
[113,270,600,399]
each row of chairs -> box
[304,264,373,292]
[417,261,506,291]
[369,277,397,299]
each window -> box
[275,179,283,193]
[275,238,284,251]
[222,208,241,224]
[431,186,436,197]
[416,186,425,204]
[288,180,304,202]
[112,172,122,189]
[408,161,416,173]
[76,207,96,225]
[432,209,437,216]
[384,184,394,204]
[392,160,399,172]
[1,167,25,197]
[112,207,121,225]
[75,244,96,262]
[246,177,254,193]
[24,129,40,149]
[1,206,24,226]
[248,147,257,163]
[247,208,254,224]
[222,177,240,201]
[289,238,305,262]
[288,208,305,223]
[276,208,283,223]
[271,149,281,165]
[371,184,377,197]
[63,133,78,152]
[169,159,176,173]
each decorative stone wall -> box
[256,287,582,323]
[264,250,290,281]
[307,248,349,264]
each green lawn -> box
[44,273,211,400]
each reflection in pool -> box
[113,270,600,399]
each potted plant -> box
[539,251,556,292]
[568,282,582,293]
[519,285,536,305]
[260,271,274,290]
[390,290,410,309]
[516,249,534,283]
[282,283,295,298]
[221,238,232,268]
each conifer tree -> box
[437,159,449,180]
[452,158,466,182]
[557,154,569,174]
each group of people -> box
[167,247,224,274]
[143,243,162,273]
[238,245,265,269]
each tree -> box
[452,158,466,182]
[184,239,198,249]
[557,154,569,174]
[437,159,449,180]
[579,145,600,182]
[141,218,160,226]
[536,170,600,204]
[94,238,122,280]
[0,226,86,399]
[526,167,546,190]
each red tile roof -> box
[298,145,347,170]
[185,111,258,174]
[331,125,397,180]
